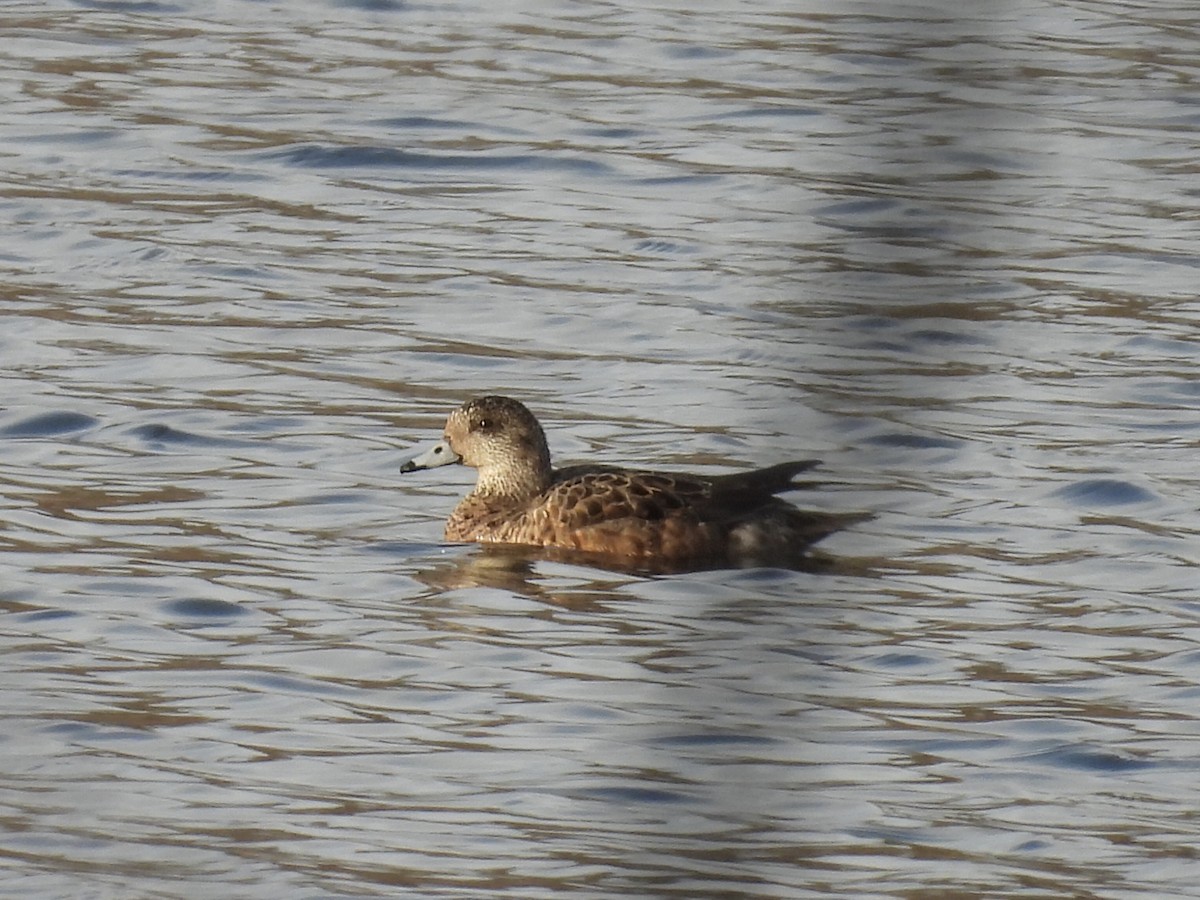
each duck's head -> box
[401,396,552,496]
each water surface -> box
[3,1,1199,897]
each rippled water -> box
[4,1,1200,897]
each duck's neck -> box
[473,461,551,502]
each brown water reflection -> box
[3,1,1200,898]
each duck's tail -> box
[708,460,821,512]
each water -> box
[3,0,1199,897]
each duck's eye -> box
[475,417,491,431]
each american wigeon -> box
[401,396,856,569]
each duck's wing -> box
[534,462,842,562]
[544,460,822,526]
[543,469,711,529]
[531,469,719,559]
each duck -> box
[400,395,857,569]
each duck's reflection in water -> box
[408,516,878,609]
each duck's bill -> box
[400,440,461,472]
